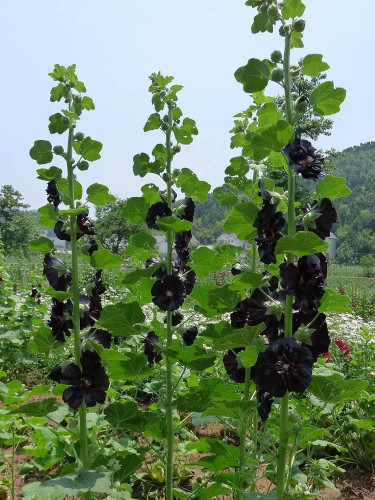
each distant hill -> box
[333,141,375,257]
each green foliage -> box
[360,254,375,277]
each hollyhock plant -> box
[49,350,109,409]
[284,138,325,181]
[151,274,186,311]
[251,338,314,398]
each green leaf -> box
[41,470,112,495]
[291,31,304,48]
[120,196,149,223]
[37,204,59,228]
[168,341,216,371]
[230,271,264,292]
[86,183,116,206]
[225,157,249,176]
[30,140,53,165]
[36,166,62,181]
[104,401,140,428]
[173,126,192,144]
[310,81,346,116]
[9,398,57,417]
[120,267,155,285]
[308,371,368,406]
[214,324,266,351]
[301,54,330,77]
[29,237,54,253]
[29,327,59,356]
[257,103,283,128]
[275,231,329,257]
[319,289,351,313]
[251,120,294,160]
[175,168,211,202]
[238,346,260,368]
[133,152,164,177]
[57,178,82,203]
[144,113,162,132]
[156,216,192,232]
[234,58,270,93]
[141,183,162,204]
[315,175,351,200]
[106,353,153,381]
[75,137,103,161]
[90,248,123,269]
[81,96,95,110]
[124,232,157,261]
[223,202,259,240]
[98,302,145,335]
[190,247,226,278]
[45,287,72,301]
[48,113,70,134]
[282,0,305,19]
[50,83,65,102]
[251,11,274,34]
[208,285,241,314]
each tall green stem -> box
[165,102,174,500]
[66,93,89,470]
[276,29,295,498]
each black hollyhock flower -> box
[146,202,172,230]
[230,289,281,341]
[179,198,195,222]
[231,262,242,276]
[175,265,196,295]
[223,347,245,383]
[175,231,192,266]
[293,312,330,361]
[251,337,314,398]
[77,213,96,236]
[256,388,274,422]
[49,350,109,408]
[299,198,337,240]
[43,254,72,291]
[165,311,184,326]
[253,201,286,264]
[144,331,162,364]
[49,299,73,342]
[145,257,161,268]
[151,274,186,311]
[30,287,38,298]
[284,139,324,181]
[54,221,72,241]
[46,180,61,209]
[182,326,198,346]
[280,253,327,314]
[85,328,112,349]
[87,239,98,256]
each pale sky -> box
[1,1,374,209]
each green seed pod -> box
[295,95,309,113]
[270,50,283,63]
[162,173,170,183]
[77,160,89,171]
[290,64,300,77]
[279,25,286,37]
[293,19,306,32]
[173,169,182,177]
[53,145,64,155]
[267,3,279,17]
[270,68,284,83]
[74,132,85,141]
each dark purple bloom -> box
[284,139,324,181]
[43,254,72,291]
[146,202,172,230]
[182,326,198,346]
[48,299,73,342]
[251,338,314,398]
[85,328,112,349]
[77,213,96,236]
[46,180,61,209]
[151,274,186,311]
[280,253,327,314]
[231,262,242,276]
[175,231,192,266]
[87,239,98,256]
[166,311,184,326]
[223,347,245,383]
[253,199,286,264]
[175,265,196,296]
[49,350,109,408]
[54,220,73,241]
[179,198,195,223]
[256,389,274,422]
[299,198,337,240]
[144,331,162,364]
[293,312,330,361]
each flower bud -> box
[173,169,181,177]
[74,132,85,141]
[161,122,168,132]
[267,3,279,18]
[162,115,169,122]
[259,3,269,12]
[295,95,309,113]
[270,50,282,63]
[173,145,181,154]
[293,19,306,32]
[77,160,89,171]
[61,116,70,127]
[279,25,286,37]
[53,145,64,155]
[270,68,284,83]
[290,65,300,77]
[162,173,170,182]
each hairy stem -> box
[165,102,174,500]
[276,29,295,498]
[66,93,89,470]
